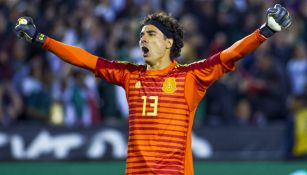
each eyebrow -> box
[147,30,157,34]
[140,30,157,36]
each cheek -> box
[152,40,167,53]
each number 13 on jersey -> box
[141,96,158,116]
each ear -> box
[166,38,173,49]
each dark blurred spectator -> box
[0,49,13,82]
[0,82,22,126]
[240,50,288,124]
[297,0,307,43]
[11,41,29,92]
[97,80,122,125]
[62,70,101,127]
[193,0,217,43]
[208,32,227,56]
[180,14,204,63]
[287,41,307,96]
[20,56,52,124]
[204,80,237,126]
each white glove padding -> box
[266,4,292,32]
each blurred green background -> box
[1,161,306,175]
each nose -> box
[140,37,147,44]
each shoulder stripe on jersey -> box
[129,83,185,88]
[129,72,187,78]
[129,88,184,93]
[96,57,144,72]
[130,77,185,82]
[130,73,187,78]
[176,53,221,71]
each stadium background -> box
[0,0,307,175]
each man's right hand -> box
[15,16,46,45]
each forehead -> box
[141,25,163,35]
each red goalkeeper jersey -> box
[43,29,266,175]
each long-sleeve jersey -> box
[43,29,266,175]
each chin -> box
[144,56,153,64]
[144,58,152,65]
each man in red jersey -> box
[15,4,291,175]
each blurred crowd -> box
[0,0,307,128]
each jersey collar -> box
[144,60,177,76]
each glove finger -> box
[283,7,291,21]
[267,7,277,16]
[14,25,25,39]
[16,16,35,27]
[24,16,34,25]
[15,24,34,41]
[15,29,25,39]
[274,4,282,9]
[279,10,290,25]
[14,24,23,33]
[271,6,281,18]
[16,17,28,26]
[276,8,287,23]
[282,17,292,29]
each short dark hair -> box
[141,12,184,59]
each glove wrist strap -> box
[33,32,47,46]
[259,24,276,38]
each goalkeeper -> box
[15,4,291,175]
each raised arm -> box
[221,4,292,65]
[220,29,266,66]
[14,17,98,71]
[42,37,98,71]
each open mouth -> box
[141,46,149,57]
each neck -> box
[146,58,172,70]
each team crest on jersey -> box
[162,78,176,93]
[135,81,142,88]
